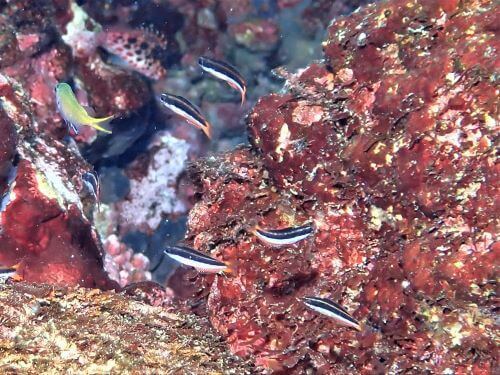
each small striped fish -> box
[163,245,227,273]
[159,93,213,139]
[302,296,361,331]
[253,223,314,246]
[0,264,21,283]
[82,170,100,210]
[198,56,247,105]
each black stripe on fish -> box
[82,171,100,209]
[302,296,361,330]
[0,267,16,275]
[163,245,227,272]
[255,223,313,240]
[160,94,205,121]
[198,56,246,104]
[198,56,246,89]
[0,267,18,282]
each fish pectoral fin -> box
[65,120,79,135]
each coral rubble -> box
[0,282,252,374]
[172,0,499,373]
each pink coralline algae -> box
[103,234,151,288]
[170,0,499,373]
[117,132,190,233]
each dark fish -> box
[302,296,361,330]
[163,245,227,273]
[198,56,247,105]
[253,223,314,246]
[82,170,100,210]
[159,93,212,139]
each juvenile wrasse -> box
[253,223,314,246]
[163,245,227,273]
[55,82,114,134]
[198,56,247,105]
[159,93,213,139]
[302,296,361,331]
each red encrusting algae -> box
[169,0,499,372]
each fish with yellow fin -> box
[55,82,115,135]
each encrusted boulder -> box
[171,0,499,372]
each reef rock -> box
[0,73,114,288]
[0,282,252,374]
[172,0,499,373]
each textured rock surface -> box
[170,0,499,373]
[0,0,169,288]
[0,74,115,288]
[0,282,252,374]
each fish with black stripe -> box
[198,56,247,105]
[253,223,314,246]
[163,245,228,273]
[0,263,22,283]
[302,296,361,331]
[82,170,101,211]
[159,93,213,139]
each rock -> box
[171,0,499,372]
[0,282,253,374]
[229,20,281,53]
[0,74,115,289]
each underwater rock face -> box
[0,74,115,289]
[174,0,499,373]
[0,282,252,373]
[0,0,169,288]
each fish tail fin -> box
[11,262,21,271]
[252,224,262,234]
[88,114,115,134]
[11,273,23,282]
[203,121,213,140]
[240,87,246,106]
[222,262,235,276]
